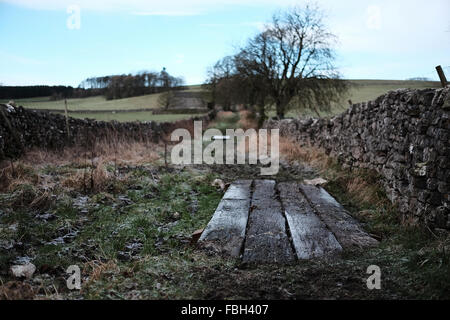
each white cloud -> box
[0,0,298,15]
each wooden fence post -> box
[436,65,448,88]
[64,99,70,140]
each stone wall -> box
[0,104,214,161]
[265,88,450,229]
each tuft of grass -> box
[0,162,40,192]
[0,281,36,300]
[0,183,52,211]
[61,161,128,194]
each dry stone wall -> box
[265,88,450,229]
[0,104,214,161]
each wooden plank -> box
[242,180,295,264]
[198,199,250,257]
[222,179,252,200]
[198,180,252,257]
[299,184,378,249]
[278,182,342,259]
[252,179,276,200]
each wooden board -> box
[222,179,252,200]
[242,180,295,264]
[299,184,378,249]
[278,182,342,259]
[198,199,251,257]
[198,180,252,257]
[252,179,276,200]
[199,179,378,263]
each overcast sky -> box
[0,0,449,86]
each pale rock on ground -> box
[303,177,328,186]
[212,179,226,191]
[10,263,36,279]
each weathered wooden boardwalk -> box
[198,180,378,263]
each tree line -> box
[0,68,184,101]
[0,86,75,100]
[79,68,184,100]
[204,3,349,126]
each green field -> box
[2,80,441,121]
[3,93,164,112]
[1,85,207,112]
[281,79,442,118]
[345,79,441,103]
[1,93,207,123]
[1,86,209,122]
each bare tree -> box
[158,90,175,110]
[205,56,236,111]
[234,3,348,118]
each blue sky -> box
[0,0,449,86]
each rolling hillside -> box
[1,80,441,121]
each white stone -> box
[211,178,225,191]
[10,263,36,279]
[5,104,15,113]
[303,177,328,186]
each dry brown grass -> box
[20,139,160,168]
[0,161,40,192]
[82,260,119,291]
[0,161,53,209]
[238,110,258,130]
[279,136,333,170]
[61,157,131,193]
[216,111,235,120]
[92,140,160,166]
[345,176,381,204]
[0,139,160,193]
[4,184,52,210]
[279,136,387,208]
[0,281,36,300]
